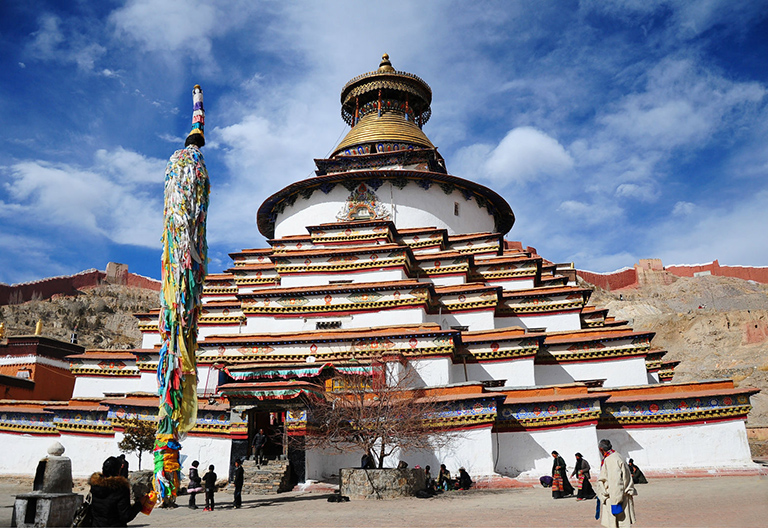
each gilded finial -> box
[0,322,5,339]
[35,319,43,335]
[378,53,395,73]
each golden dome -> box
[333,54,434,157]
[333,111,435,156]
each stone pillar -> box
[13,442,83,527]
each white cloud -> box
[455,127,573,186]
[4,149,164,248]
[615,183,658,202]
[672,201,695,216]
[557,200,623,226]
[654,190,768,266]
[94,147,166,184]
[24,13,106,71]
[109,0,236,63]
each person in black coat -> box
[187,460,202,509]
[233,459,245,508]
[252,429,267,465]
[550,450,574,499]
[89,456,143,527]
[202,465,217,511]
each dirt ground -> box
[3,475,768,528]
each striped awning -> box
[217,380,326,401]
[224,363,371,381]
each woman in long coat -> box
[571,453,596,500]
[550,450,574,499]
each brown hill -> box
[584,274,768,427]
[0,285,159,349]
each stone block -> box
[340,468,426,500]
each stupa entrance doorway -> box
[243,406,306,486]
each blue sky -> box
[2,1,768,284]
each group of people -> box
[423,463,473,493]
[546,440,647,527]
[187,459,247,511]
[186,460,219,511]
[549,450,596,500]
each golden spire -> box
[378,53,395,72]
[334,54,434,157]
[35,319,43,335]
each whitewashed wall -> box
[243,307,426,333]
[177,435,232,478]
[426,275,468,287]
[488,278,536,291]
[399,427,496,477]
[305,427,496,481]
[0,434,67,476]
[65,434,125,477]
[428,310,495,332]
[274,183,498,239]
[305,445,362,481]
[494,424,600,479]
[535,357,650,388]
[599,419,755,470]
[72,376,144,399]
[407,357,452,387]
[495,312,581,332]
[280,268,409,288]
[141,333,162,349]
[455,358,536,386]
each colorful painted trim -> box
[424,397,499,430]
[53,410,113,435]
[495,399,602,432]
[0,411,58,435]
[600,394,753,428]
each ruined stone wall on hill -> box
[576,268,638,291]
[665,260,768,283]
[0,268,160,306]
[578,260,768,291]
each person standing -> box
[252,429,267,466]
[595,439,637,527]
[551,451,574,499]
[187,460,202,509]
[202,465,217,511]
[117,454,129,478]
[571,453,596,500]
[233,459,244,509]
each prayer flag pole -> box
[151,84,210,507]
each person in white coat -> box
[595,439,637,528]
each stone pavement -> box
[2,475,767,527]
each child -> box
[202,464,217,511]
[187,460,202,509]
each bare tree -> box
[303,358,457,468]
[117,418,156,470]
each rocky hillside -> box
[585,274,768,426]
[0,285,159,349]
